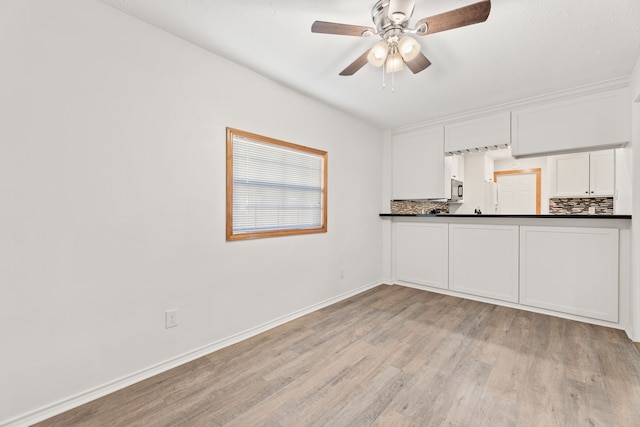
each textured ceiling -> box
[99,0,640,130]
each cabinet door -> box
[444,112,511,153]
[589,150,614,196]
[520,226,618,322]
[551,153,590,197]
[392,126,445,199]
[449,224,519,303]
[511,88,629,157]
[395,222,449,289]
[484,154,494,182]
[450,154,464,181]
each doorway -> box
[494,168,541,214]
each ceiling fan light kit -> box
[311,0,492,89]
[386,48,404,73]
[367,40,390,67]
[398,36,420,61]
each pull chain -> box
[391,68,395,93]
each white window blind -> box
[230,133,326,238]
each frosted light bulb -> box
[398,36,421,62]
[367,41,389,67]
[385,51,404,73]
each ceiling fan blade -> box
[405,52,432,74]
[415,0,491,36]
[339,50,371,76]
[311,21,375,37]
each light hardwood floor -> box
[35,285,640,426]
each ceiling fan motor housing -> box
[372,0,408,36]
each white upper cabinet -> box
[444,112,511,153]
[484,154,495,182]
[550,150,614,197]
[511,88,629,157]
[589,150,616,196]
[551,153,590,197]
[449,154,464,182]
[392,126,446,199]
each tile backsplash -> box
[549,197,614,215]
[391,200,450,215]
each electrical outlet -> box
[339,269,345,279]
[165,309,178,329]
[588,206,596,215]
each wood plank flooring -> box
[35,285,640,426]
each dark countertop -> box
[380,213,632,219]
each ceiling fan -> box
[311,0,491,76]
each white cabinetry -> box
[484,154,495,182]
[395,222,448,289]
[519,226,619,322]
[511,88,629,157]
[392,126,445,199]
[448,154,464,181]
[550,150,614,197]
[589,150,616,196]
[550,153,589,197]
[449,224,519,303]
[445,112,511,153]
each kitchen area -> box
[380,81,633,339]
[389,146,627,216]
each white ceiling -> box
[99,0,640,130]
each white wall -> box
[0,0,383,424]
[615,147,633,214]
[630,53,640,341]
[381,130,393,282]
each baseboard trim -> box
[396,281,624,331]
[2,280,385,427]
[624,326,636,343]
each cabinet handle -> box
[591,191,594,194]
[585,191,588,194]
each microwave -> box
[450,179,463,202]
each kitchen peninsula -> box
[380,213,632,337]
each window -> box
[226,128,328,240]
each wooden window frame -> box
[226,128,328,241]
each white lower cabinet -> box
[392,220,622,325]
[449,224,519,303]
[395,222,448,289]
[519,226,619,322]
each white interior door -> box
[497,173,537,214]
